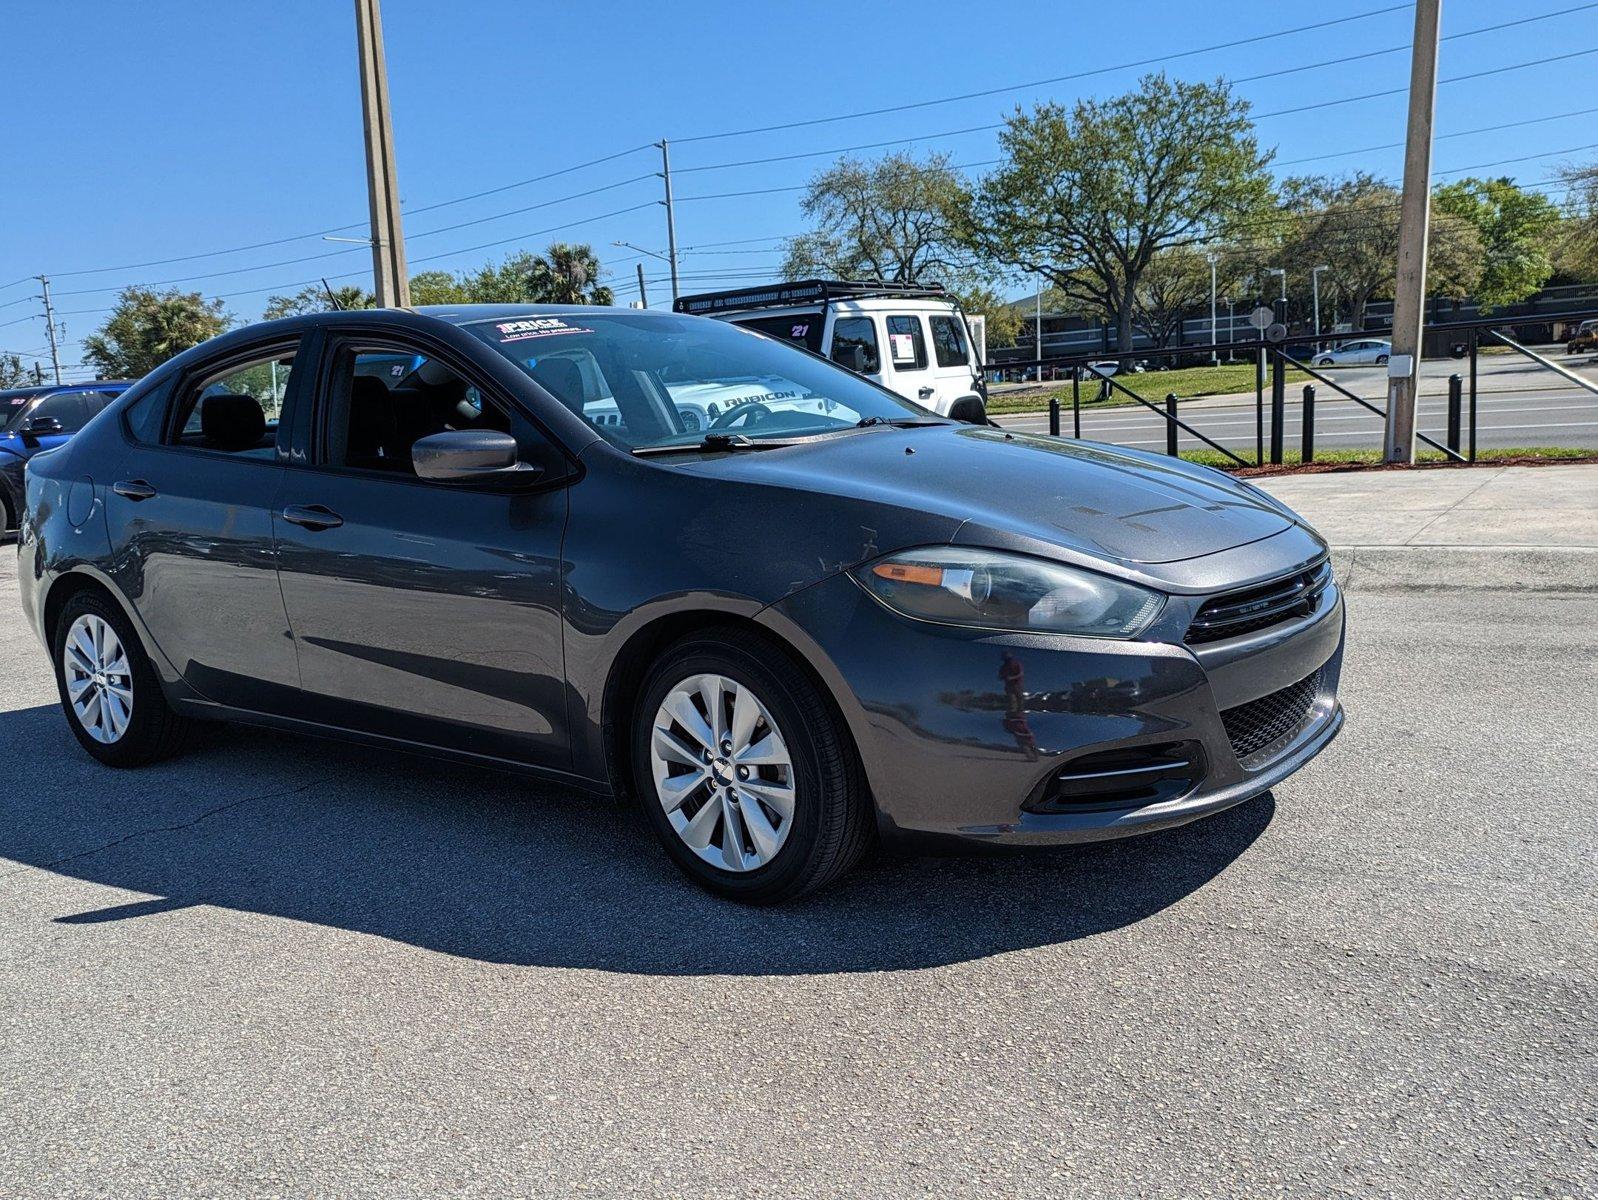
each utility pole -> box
[635,262,649,309]
[1385,0,1442,464]
[658,139,682,303]
[1207,253,1218,364]
[37,275,62,385]
[354,0,410,307]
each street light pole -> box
[1311,265,1330,349]
[1384,0,1442,464]
[1266,267,1286,322]
[354,0,409,307]
[1035,277,1043,377]
[1207,253,1218,364]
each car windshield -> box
[459,310,937,450]
[1,393,37,431]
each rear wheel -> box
[1376,353,1389,366]
[632,628,872,903]
[52,590,195,767]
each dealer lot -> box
[1,471,1594,1198]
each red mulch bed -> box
[1232,455,1598,478]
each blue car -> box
[0,382,130,534]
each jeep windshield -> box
[460,310,939,451]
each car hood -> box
[676,425,1297,566]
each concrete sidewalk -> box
[1257,463,1598,550]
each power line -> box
[673,4,1414,143]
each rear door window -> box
[929,316,969,368]
[886,315,927,370]
[170,348,297,457]
[829,317,880,374]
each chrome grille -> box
[1186,559,1333,645]
[1220,669,1323,762]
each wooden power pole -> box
[1383,0,1442,464]
[355,0,410,307]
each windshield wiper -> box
[855,416,948,428]
[632,432,765,456]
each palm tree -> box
[536,243,614,305]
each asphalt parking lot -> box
[2,476,1595,1198]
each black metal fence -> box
[1010,309,1598,468]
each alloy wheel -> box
[649,672,796,873]
[62,613,133,744]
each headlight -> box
[851,546,1164,638]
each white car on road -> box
[1313,339,1391,367]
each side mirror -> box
[411,430,540,484]
[832,344,868,373]
[22,415,63,436]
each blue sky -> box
[3,0,1594,378]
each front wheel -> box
[632,628,872,903]
[1314,357,1334,367]
[1376,354,1389,366]
[53,590,195,767]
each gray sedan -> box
[1313,339,1391,367]
[17,305,1344,903]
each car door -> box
[272,333,575,768]
[103,339,305,712]
[924,313,979,412]
[882,314,937,408]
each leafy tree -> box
[1434,176,1560,308]
[0,354,43,390]
[262,284,375,320]
[1130,246,1248,348]
[783,152,971,284]
[409,270,471,305]
[1554,162,1598,281]
[955,283,1022,350]
[82,287,230,379]
[957,74,1274,355]
[1280,173,1481,330]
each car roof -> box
[0,380,131,400]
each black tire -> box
[1376,354,1389,366]
[0,483,15,536]
[631,627,872,904]
[52,589,196,767]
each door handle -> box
[280,504,344,531]
[112,479,157,501]
[917,386,936,399]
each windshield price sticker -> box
[495,317,593,343]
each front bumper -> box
[765,562,1345,850]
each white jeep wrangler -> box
[672,280,989,424]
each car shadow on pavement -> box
[3,703,1273,975]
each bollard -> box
[1447,373,1462,454]
[1165,392,1179,457]
[1048,394,1060,437]
[1072,372,1081,438]
[1301,384,1316,463]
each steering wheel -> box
[710,402,772,431]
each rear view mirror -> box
[412,430,540,483]
[832,344,868,373]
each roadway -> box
[995,351,1598,455]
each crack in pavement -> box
[0,780,317,890]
